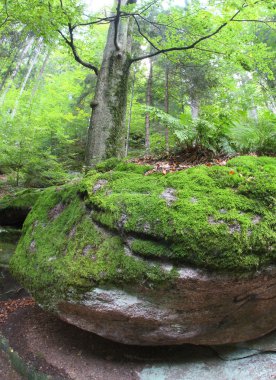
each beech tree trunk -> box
[125,69,136,156]
[145,58,153,155]
[85,0,134,167]
[164,65,169,153]
[0,34,35,105]
[11,38,43,118]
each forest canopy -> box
[0,0,275,186]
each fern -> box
[229,120,276,154]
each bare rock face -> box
[57,265,276,345]
[10,156,276,346]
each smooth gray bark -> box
[85,0,134,167]
[190,96,199,120]
[145,58,153,155]
[164,65,169,153]
[125,69,136,156]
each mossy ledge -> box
[10,156,275,308]
[0,188,44,227]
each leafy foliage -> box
[0,0,275,183]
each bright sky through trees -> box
[85,0,189,13]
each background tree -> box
[0,0,275,180]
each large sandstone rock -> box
[57,265,276,345]
[10,156,276,345]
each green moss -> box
[0,188,44,210]
[95,158,152,174]
[95,158,122,172]
[84,156,275,271]
[10,156,276,308]
[131,239,172,259]
[10,185,175,308]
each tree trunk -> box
[125,69,136,157]
[190,96,199,119]
[145,58,153,155]
[85,0,134,167]
[164,65,169,154]
[248,107,258,121]
[0,34,35,105]
[11,38,43,118]
[31,49,50,98]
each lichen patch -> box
[160,188,177,206]
[93,179,108,193]
[48,203,66,220]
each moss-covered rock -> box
[9,156,276,345]
[10,156,275,305]
[0,188,44,227]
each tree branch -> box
[232,19,275,23]
[132,15,160,51]
[114,0,122,50]
[58,25,99,75]
[232,19,276,29]
[135,0,158,15]
[72,16,115,30]
[0,16,9,28]
[130,7,244,63]
[0,0,10,28]
[193,46,226,56]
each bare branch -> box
[58,25,99,75]
[135,0,158,15]
[232,19,276,29]
[193,47,226,56]
[0,16,9,28]
[72,16,115,30]
[133,15,160,51]
[0,0,10,28]
[57,28,70,45]
[232,19,275,23]
[130,7,243,63]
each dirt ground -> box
[1,304,215,380]
[0,303,275,380]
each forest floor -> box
[0,283,275,380]
[131,148,233,175]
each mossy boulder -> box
[10,156,276,345]
[0,188,44,227]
